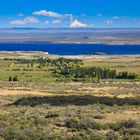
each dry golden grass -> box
[0,85,139,99]
[0,89,55,96]
[97,111,140,124]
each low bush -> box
[106,130,122,140]
[93,114,104,119]
[121,128,140,135]
[45,112,59,118]
[64,117,101,131]
[110,119,137,131]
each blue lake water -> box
[0,43,140,55]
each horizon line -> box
[0,27,140,30]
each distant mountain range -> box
[0,28,140,45]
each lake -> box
[0,43,140,55]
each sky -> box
[0,0,140,28]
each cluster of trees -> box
[37,57,82,67]
[13,57,82,67]
[116,71,136,79]
[8,76,18,82]
[6,57,137,82]
[59,66,136,80]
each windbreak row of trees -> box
[59,66,136,80]
[11,57,82,67]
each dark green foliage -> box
[11,57,82,66]
[117,71,136,79]
[8,76,12,81]
[31,63,34,67]
[8,76,18,82]
[13,76,18,82]
[59,66,136,80]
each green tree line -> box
[59,66,136,80]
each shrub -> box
[8,76,12,81]
[106,130,122,140]
[64,117,101,131]
[121,128,140,135]
[93,114,104,119]
[45,112,59,118]
[110,119,137,131]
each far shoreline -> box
[0,51,140,61]
[1,41,140,45]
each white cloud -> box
[10,17,39,25]
[33,10,73,18]
[106,19,113,24]
[70,19,88,28]
[52,20,62,24]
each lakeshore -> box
[0,51,140,60]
